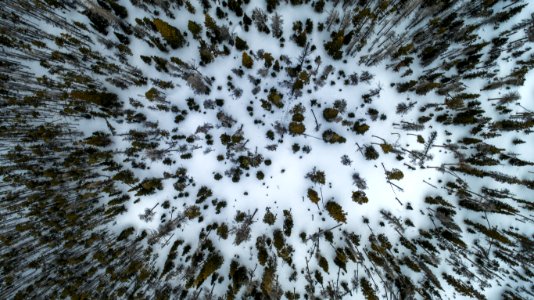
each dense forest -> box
[1,0,533,299]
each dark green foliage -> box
[267,89,284,108]
[187,20,202,38]
[318,255,329,273]
[162,239,183,277]
[196,186,213,203]
[324,31,344,59]
[441,230,467,249]
[235,36,248,50]
[84,131,111,147]
[360,278,378,300]
[130,178,163,196]
[314,0,325,13]
[192,253,223,288]
[86,10,109,35]
[117,226,135,241]
[263,209,276,225]
[283,210,293,236]
[217,223,229,239]
[364,145,379,160]
[112,169,138,185]
[442,273,485,299]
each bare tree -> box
[139,203,159,222]
[232,209,258,245]
[252,8,269,34]
[271,12,283,38]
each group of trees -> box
[1,0,533,299]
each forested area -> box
[1,0,533,299]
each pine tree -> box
[152,18,185,49]
[325,201,347,223]
[242,51,254,68]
